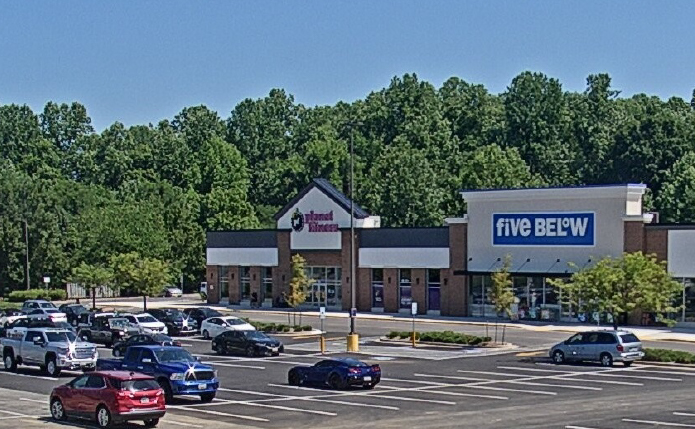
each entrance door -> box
[310,283,328,308]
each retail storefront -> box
[206,180,695,324]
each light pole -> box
[346,122,359,352]
[24,219,30,290]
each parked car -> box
[121,313,168,335]
[5,318,76,338]
[50,370,165,428]
[21,299,57,311]
[112,334,180,357]
[212,330,283,357]
[77,311,115,329]
[549,330,645,367]
[78,316,139,347]
[288,358,381,389]
[0,309,25,327]
[160,287,183,298]
[182,307,223,331]
[201,316,255,339]
[27,308,67,323]
[148,308,197,336]
[58,304,88,326]
[1,327,98,376]
[0,316,28,337]
[96,345,219,402]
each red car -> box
[49,370,165,428]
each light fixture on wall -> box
[231,273,235,280]
[388,277,391,284]
[416,278,420,285]
[444,278,448,286]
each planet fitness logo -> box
[291,209,304,232]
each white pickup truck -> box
[1,327,98,376]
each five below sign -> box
[492,212,595,246]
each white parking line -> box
[457,370,531,377]
[458,384,557,396]
[414,373,487,382]
[195,354,311,366]
[565,426,605,429]
[497,366,574,374]
[163,420,204,428]
[218,388,400,410]
[549,376,642,386]
[205,362,266,370]
[591,373,682,382]
[0,371,58,381]
[266,383,456,405]
[502,380,602,391]
[622,418,695,427]
[377,385,508,400]
[629,368,695,377]
[0,409,36,417]
[239,401,337,416]
[166,404,269,422]
[413,373,557,395]
[674,412,695,417]
[19,398,45,404]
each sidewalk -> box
[77,296,695,344]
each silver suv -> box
[549,330,644,367]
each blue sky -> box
[1,1,694,131]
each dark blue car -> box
[288,358,381,389]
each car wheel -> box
[158,379,174,403]
[112,348,120,357]
[363,382,376,390]
[50,398,67,421]
[328,373,345,390]
[202,330,210,340]
[200,392,216,402]
[46,356,61,377]
[3,352,16,372]
[600,353,613,367]
[623,361,633,367]
[288,370,301,386]
[552,350,565,364]
[144,418,159,427]
[246,346,255,357]
[96,405,112,428]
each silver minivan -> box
[549,330,645,367]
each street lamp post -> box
[346,123,359,352]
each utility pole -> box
[24,219,30,290]
[346,123,359,352]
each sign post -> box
[411,302,418,348]
[319,306,326,354]
[43,276,50,290]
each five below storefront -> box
[206,179,695,323]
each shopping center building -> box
[205,179,695,324]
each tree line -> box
[2,71,695,294]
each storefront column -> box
[276,231,292,304]
[443,220,468,316]
[357,268,371,311]
[249,266,261,307]
[411,268,427,315]
[383,268,398,313]
[228,266,239,304]
[206,265,220,304]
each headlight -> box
[57,347,69,355]
[170,373,185,381]
[118,331,125,336]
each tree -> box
[552,252,682,329]
[490,255,515,320]
[284,254,313,325]
[70,262,114,310]
[110,252,170,311]
[655,152,695,223]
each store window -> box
[399,269,412,309]
[682,279,695,322]
[372,269,384,308]
[262,267,273,301]
[468,275,492,317]
[240,267,251,301]
[304,266,342,309]
[218,266,229,299]
[427,269,441,311]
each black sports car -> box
[288,358,381,389]
[148,308,197,336]
[111,333,180,357]
[212,330,284,357]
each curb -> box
[377,338,516,350]
[268,329,323,338]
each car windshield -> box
[620,333,640,343]
[155,348,196,363]
[111,379,160,391]
[340,358,368,367]
[108,318,129,328]
[46,331,77,342]
[71,306,87,314]
[40,302,56,308]
[225,318,245,325]
[53,322,73,330]
[164,309,184,319]
[203,309,222,317]
[153,334,172,342]
[246,331,270,340]
[137,315,158,324]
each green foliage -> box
[643,348,695,364]
[551,252,682,327]
[490,255,515,319]
[70,262,114,292]
[285,254,312,310]
[386,330,491,344]
[110,252,171,298]
[0,301,20,310]
[7,289,67,302]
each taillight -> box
[616,345,624,352]
[348,367,360,374]
[174,341,181,347]
[371,365,381,372]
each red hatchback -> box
[49,370,166,428]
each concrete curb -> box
[377,337,516,350]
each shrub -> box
[388,330,488,345]
[292,325,302,332]
[0,302,20,310]
[281,325,291,332]
[7,289,67,302]
[301,325,313,331]
[644,348,695,364]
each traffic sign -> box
[319,306,326,319]
[411,302,418,316]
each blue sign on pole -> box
[492,212,595,246]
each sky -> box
[1,1,694,132]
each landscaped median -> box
[242,318,320,336]
[385,330,492,345]
[643,348,695,364]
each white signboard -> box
[411,302,418,316]
[319,306,326,319]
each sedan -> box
[0,309,25,327]
[288,358,381,389]
[148,308,197,336]
[50,371,165,428]
[183,307,223,331]
[201,316,255,339]
[212,330,284,357]
[58,303,88,326]
[27,308,67,322]
[112,333,181,357]
[163,287,183,297]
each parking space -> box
[2,333,695,428]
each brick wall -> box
[645,228,668,262]
[443,223,468,316]
[249,266,261,304]
[206,265,219,304]
[383,268,398,313]
[228,266,240,304]
[357,268,371,311]
[412,268,427,315]
[624,221,645,253]
[276,231,291,300]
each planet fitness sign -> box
[291,209,339,233]
[492,212,595,246]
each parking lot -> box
[0,330,695,429]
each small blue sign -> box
[492,212,595,246]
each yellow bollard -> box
[320,336,326,354]
[346,333,359,352]
[412,331,416,348]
